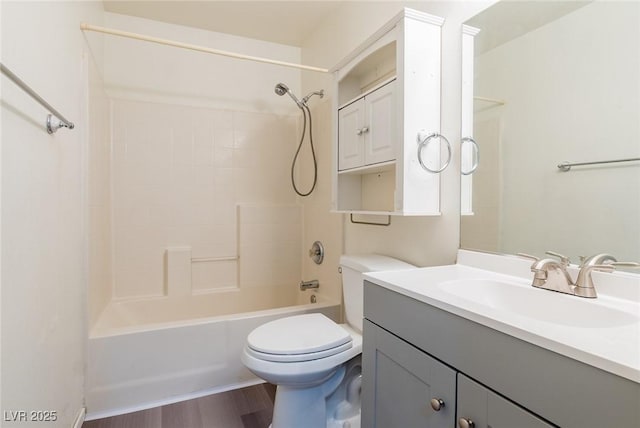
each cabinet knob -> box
[430,398,445,411]
[458,417,475,428]
[356,128,363,135]
[361,126,369,133]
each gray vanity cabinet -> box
[362,319,456,428]
[362,280,640,428]
[362,318,552,428]
[457,374,553,428]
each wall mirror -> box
[460,0,639,264]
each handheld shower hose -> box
[274,83,324,197]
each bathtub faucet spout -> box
[300,279,319,290]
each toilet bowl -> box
[241,254,415,428]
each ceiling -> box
[103,1,345,47]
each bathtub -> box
[85,287,340,419]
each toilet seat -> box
[247,313,353,363]
[245,340,353,363]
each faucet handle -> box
[545,251,570,266]
[610,262,640,269]
[581,264,615,274]
[517,253,541,270]
[517,253,539,262]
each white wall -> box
[299,0,495,294]
[468,1,640,261]
[1,1,104,426]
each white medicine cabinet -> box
[332,8,446,216]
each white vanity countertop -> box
[363,252,640,384]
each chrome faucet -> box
[574,253,617,297]
[576,255,640,297]
[519,252,640,298]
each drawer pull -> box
[430,398,445,411]
[459,417,475,428]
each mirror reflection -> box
[461,0,640,264]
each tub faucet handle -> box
[308,241,324,265]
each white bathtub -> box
[85,287,340,419]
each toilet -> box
[241,254,415,428]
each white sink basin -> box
[438,279,638,328]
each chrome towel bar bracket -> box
[1,62,75,134]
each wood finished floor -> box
[83,383,276,428]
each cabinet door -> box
[364,80,396,165]
[362,319,456,428]
[338,99,365,170]
[457,374,555,428]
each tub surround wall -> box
[96,13,308,303]
[238,204,302,290]
[1,1,105,426]
[110,99,301,300]
[296,98,345,305]
[88,54,113,328]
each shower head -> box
[274,83,289,96]
[274,82,303,107]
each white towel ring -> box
[461,137,480,175]
[417,132,452,174]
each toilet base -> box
[270,356,361,428]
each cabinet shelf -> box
[337,160,396,176]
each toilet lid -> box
[247,313,352,356]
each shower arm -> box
[301,90,324,105]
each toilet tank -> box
[339,254,415,332]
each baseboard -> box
[72,407,86,428]
[84,378,264,421]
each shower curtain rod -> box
[80,23,330,73]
